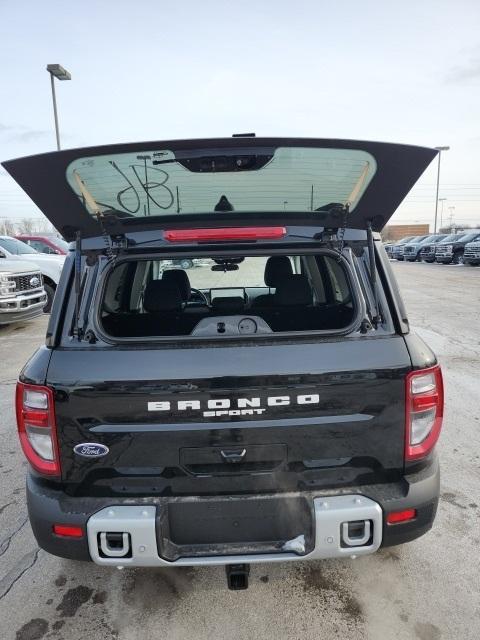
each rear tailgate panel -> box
[47,336,411,495]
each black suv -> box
[463,239,480,266]
[435,231,480,264]
[4,138,443,589]
[403,234,446,262]
[420,233,461,263]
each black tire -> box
[180,259,193,270]
[452,251,464,265]
[43,283,55,313]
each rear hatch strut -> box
[366,220,380,328]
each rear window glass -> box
[99,253,358,339]
[66,147,376,219]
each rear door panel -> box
[47,337,411,496]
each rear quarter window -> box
[323,256,351,304]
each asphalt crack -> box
[0,515,29,557]
[0,501,15,516]
[0,548,40,600]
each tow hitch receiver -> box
[226,564,250,590]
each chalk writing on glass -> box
[108,160,174,215]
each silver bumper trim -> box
[0,290,46,312]
[87,494,383,567]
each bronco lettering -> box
[147,394,320,417]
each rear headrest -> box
[264,256,293,287]
[211,296,245,312]
[275,275,313,306]
[162,269,191,301]
[143,280,183,312]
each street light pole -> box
[433,146,450,233]
[438,197,447,231]
[448,206,456,233]
[46,64,71,151]
[49,74,61,150]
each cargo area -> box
[99,252,359,339]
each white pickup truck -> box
[0,236,65,312]
[0,258,47,324]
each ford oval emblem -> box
[29,276,40,287]
[73,443,109,458]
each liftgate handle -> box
[220,449,247,464]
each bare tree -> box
[1,217,59,236]
[19,218,35,234]
[2,219,17,236]
[36,218,55,233]
[439,223,480,234]
[381,226,396,242]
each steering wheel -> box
[189,288,209,305]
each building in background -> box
[382,224,430,242]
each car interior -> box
[100,254,356,338]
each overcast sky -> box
[1,0,480,230]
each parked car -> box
[463,238,480,266]
[435,230,480,264]
[3,138,443,589]
[383,242,394,258]
[170,258,211,269]
[391,235,419,260]
[419,233,462,263]
[0,236,65,312]
[403,234,447,262]
[16,233,69,255]
[0,258,46,324]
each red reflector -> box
[412,394,439,411]
[386,508,417,524]
[22,409,49,427]
[164,227,287,242]
[53,524,84,538]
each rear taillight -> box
[15,382,61,476]
[405,365,444,461]
[164,227,287,243]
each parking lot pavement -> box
[0,262,479,640]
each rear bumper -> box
[26,456,439,566]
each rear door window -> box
[97,252,361,340]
